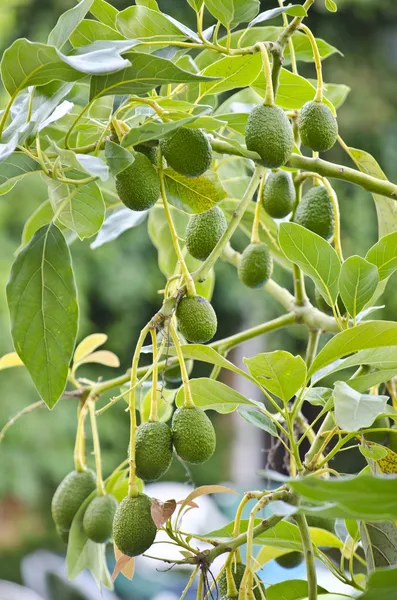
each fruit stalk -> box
[169,321,195,409]
[294,514,317,600]
[73,399,89,473]
[321,177,344,261]
[149,329,159,422]
[251,175,266,244]
[257,43,275,106]
[299,24,324,103]
[88,396,105,496]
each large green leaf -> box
[333,381,388,432]
[48,0,94,49]
[175,378,254,413]
[279,223,341,305]
[338,255,379,319]
[244,351,307,403]
[360,521,397,571]
[89,51,216,99]
[70,19,125,47]
[308,322,397,379]
[164,168,227,214]
[204,0,260,29]
[21,201,54,247]
[121,115,199,148]
[266,581,328,600]
[0,153,41,195]
[238,408,278,436]
[366,232,397,281]
[180,344,251,380]
[7,224,79,409]
[117,6,200,43]
[91,207,147,249]
[359,566,397,600]
[90,0,118,28]
[199,53,262,97]
[249,5,307,27]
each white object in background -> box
[0,581,44,600]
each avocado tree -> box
[1,0,397,597]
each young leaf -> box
[75,350,120,368]
[178,485,236,514]
[338,255,379,318]
[48,0,95,50]
[237,407,278,436]
[266,580,327,600]
[7,224,79,409]
[366,231,397,281]
[70,20,125,47]
[199,53,263,97]
[0,352,24,371]
[112,547,135,582]
[90,207,147,249]
[333,381,388,432]
[74,333,107,363]
[279,223,341,305]
[187,0,204,9]
[248,5,307,28]
[164,168,227,214]
[244,351,307,403]
[117,6,193,42]
[175,378,254,413]
[325,0,338,12]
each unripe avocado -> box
[293,186,334,239]
[185,205,227,261]
[238,242,273,289]
[134,143,158,164]
[245,104,294,168]
[218,563,265,600]
[299,101,338,152]
[176,295,217,343]
[113,493,157,556]
[55,525,69,544]
[262,170,295,218]
[275,551,304,569]
[160,127,212,177]
[171,406,216,464]
[115,152,160,211]
[51,469,96,531]
[135,421,173,481]
[82,494,117,543]
[314,288,346,316]
[365,416,390,444]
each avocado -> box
[134,143,158,164]
[245,104,294,168]
[135,421,173,481]
[55,525,69,544]
[160,127,212,177]
[113,493,157,556]
[365,416,390,444]
[293,186,334,239]
[51,469,96,531]
[238,242,273,289]
[262,170,295,218]
[314,287,346,316]
[275,552,304,569]
[186,205,227,261]
[218,563,265,599]
[83,494,118,543]
[116,152,160,211]
[299,100,338,152]
[171,406,216,464]
[176,295,217,343]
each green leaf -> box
[90,0,118,28]
[204,0,260,28]
[175,378,254,413]
[237,407,277,436]
[117,6,195,42]
[267,580,328,600]
[187,0,204,10]
[179,344,251,380]
[121,115,199,148]
[366,232,397,281]
[360,521,397,571]
[244,351,307,403]
[6,224,79,409]
[48,179,105,240]
[70,19,125,47]
[136,0,160,8]
[21,200,54,246]
[359,566,397,600]
[279,223,341,305]
[91,207,147,249]
[105,140,134,176]
[316,347,397,381]
[248,5,307,27]
[325,0,338,12]
[48,0,94,50]
[148,206,188,277]
[89,52,216,99]
[308,80,350,109]
[350,369,397,394]
[308,322,397,379]
[290,474,397,521]
[333,381,388,432]
[199,53,262,97]
[339,255,379,319]
[164,168,227,214]
[305,387,333,407]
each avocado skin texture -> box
[245,104,294,168]
[83,494,118,543]
[293,186,334,239]
[315,288,346,316]
[113,493,157,556]
[135,421,173,481]
[160,127,212,177]
[134,143,158,164]
[299,101,338,152]
[116,152,160,211]
[238,242,273,289]
[365,416,390,444]
[172,406,216,464]
[218,563,265,599]
[186,205,227,261]
[262,170,295,218]
[52,470,96,531]
[176,295,217,343]
[275,552,304,569]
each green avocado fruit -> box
[176,295,217,343]
[262,170,295,218]
[134,143,158,164]
[116,152,160,211]
[135,421,173,481]
[83,494,118,543]
[293,186,334,239]
[55,525,69,544]
[160,127,212,177]
[185,205,227,261]
[275,551,304,569]
[238,242,273,289]
[245,104,294,168]
[113,493,157,556]
[365,416,390,444]
[218,563,265,600]
[51,469,96,531]
[299,100,338,152]
[171,406,216,464]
